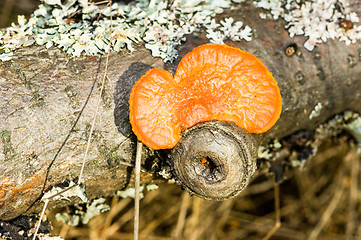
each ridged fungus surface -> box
[129,43,282,149]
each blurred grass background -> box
[46,139,360,240]
[0,0,40,28]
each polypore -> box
[128,43,282,200]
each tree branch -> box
[0,2,361,221]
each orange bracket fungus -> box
[128,43,282,200]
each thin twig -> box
[31,56,102,240]
[32,199,49,240]
[134,141,143,240]
[78,52,109,184]
[42,56,102,193]
[262,179,281,240]
[78,0,113,185]
[189,197,203,240]
[173,192,191,240]
[41,184,78,201]
[33,1,114,239]
[95,0,111,5]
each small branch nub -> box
[170,121,258,201]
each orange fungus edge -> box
[252,80,282,134]
[129,44,283,149]
[129,68,180,150]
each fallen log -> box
[0,1,361,221]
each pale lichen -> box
[0,0,252,62]
[206,17,252,44]
[116,183,159,199]
[41,181,88,202]
[81,198,110,224]
[258,145,273,160]
[146,184,159,191]
[55,198,110,226]
[55,212,80,226]
[255,0,361,51]
[309,102,323,120]
[1,0,360,61]
[345,116,361,151]
[117,186,144,199]
[314,111,361,145]
[38,235,65,240]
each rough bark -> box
[1,1,361,221]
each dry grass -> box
[47,138,361,240]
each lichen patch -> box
[0,0,252,62]
[255,0,361,51]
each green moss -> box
[0,130,15,161]
[0,130,11,138]
[99,143,124,169]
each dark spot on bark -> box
[310,49,326,82]
[284,43,297,57]
[324,100,334,110]
[106,156,121,168]
[113,62,153,137]
[64,85,79,109]
[274,51,283,61]
[69,59,86,74]
[273,24,281,34]
[26,152,38,162]
[317,67,326,81]
[252,28,259,39]
[294,71,305,85]
[54,179,71,188]
[121,166,133,191]
[284,130,315,162]
[30,92,45,108]
[347,54,357,68]
[313,50,321,59]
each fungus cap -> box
[129,43,282,149]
